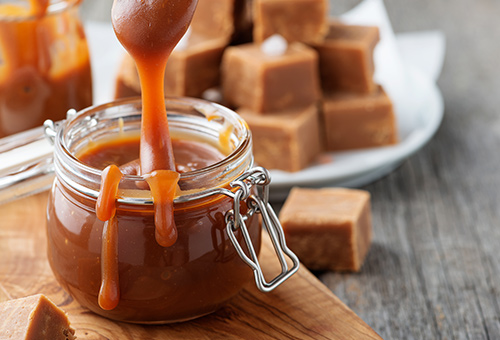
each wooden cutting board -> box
[0,192,382,339]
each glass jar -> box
[45,97,299,324]
[0,0,92,137]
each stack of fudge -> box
[115,0,398,173]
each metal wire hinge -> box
[225,167,300,293]
[43,109,76,144]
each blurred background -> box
[80,0,492,168]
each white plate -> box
[268,67,444,200]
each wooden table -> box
[0,193,382,339]
[13,0,500,338]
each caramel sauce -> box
[78,133,226,310]
[102,0,198,245]
[98,216,120,311]
[47,161,261,322]
[88,0,209,311]
[0,0,92,137]
[144,171,180,248]
[93,0,198,309]
[79,135,225,176]
[101,0,198,230]
[28,0,49,17]
[96,165,123,222]
[111,0,198,174]
[45,1,263,321]
[206,113,233,155]
[95,165,123,311]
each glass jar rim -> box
[54,96,253,205]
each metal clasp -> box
[43,108,76,144]
[43,119,58,144]
[225,167,300,293]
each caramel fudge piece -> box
[311,22,379,94]
[0,294,76,340]
[191,0,235,43]
[238,105,321,172]
[165,35,227,98]
[322,86,397,151]
[115,33,227,99]
[114,53,140,99]
[253,0,328,44]
[222,42,320,113]
[280,187,372,272]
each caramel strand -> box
[111,0,198,248]
[94,0,197,311]
[111,0,199,174]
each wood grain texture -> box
[0,193,381,340]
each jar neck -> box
[53,97,254,205]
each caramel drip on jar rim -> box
[96,165,123,222]
[206,113,234,155]
[98,217,120,310]
[144,170,181,248]
[96,165,123,310]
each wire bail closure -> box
[225,167,300,293]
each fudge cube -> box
[238,105,321,172]
[322,86,397,151]
[253,0,328,44]
[311,22,379,94]
[191,0,235,43]
[165,35,227,97]
[115,33,227,99]
[279,187,372,272]
[114,53,140,99]
[222,42,320,113]
[0,294,76,340]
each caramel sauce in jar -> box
[46,98,261,323]
[0,0,92,137]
